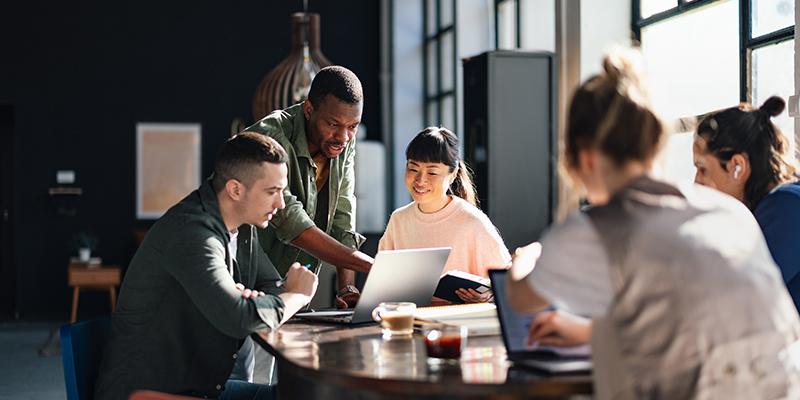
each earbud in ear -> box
[734,165,742,180]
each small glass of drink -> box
[423,323,468,364]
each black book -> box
[433,270,491,304]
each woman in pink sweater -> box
[379,127,511,303]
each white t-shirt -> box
[228,229,239,263]
[525,212,613,317]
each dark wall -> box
[0,1,381,320]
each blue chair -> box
[60,315,112,400]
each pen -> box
[275,264,312,287]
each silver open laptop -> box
[295,247,451,324]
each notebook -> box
[488,269,592,374]
[433,270,492,304]
[295,247,451,324]
[414,302,501,336]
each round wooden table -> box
[252,320,592,399]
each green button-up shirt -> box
[245,104,365,276]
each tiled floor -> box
[0,319,278,400]
[0,321,67,400]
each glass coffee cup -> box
[423,323,468,364]
[372,302,417,339]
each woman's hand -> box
[526,309,592,347]
[456,288,493,303]
[509,242,542,280]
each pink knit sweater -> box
[379,197,512,278]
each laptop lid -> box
[349,247,451,323]
[488,269,592,374]
[297,247,451,324]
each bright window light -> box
[642,0,739,120]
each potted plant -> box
[68,230,99,262]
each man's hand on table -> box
[334,292,359,309]
[278,263,320,324]
[283,262,319,300]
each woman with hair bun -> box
[693,96,800,310]
[379,127,511,304]
[505,48,800,399]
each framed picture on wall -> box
[136,122,201,219]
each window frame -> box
[423,0,458,129]
[632,0,795,106]
[495,0,521,49]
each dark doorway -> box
[0,104,16,320]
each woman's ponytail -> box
[448,160,478,207]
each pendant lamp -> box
[252,12,332,121]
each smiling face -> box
[405,160,457,213]
[303,94,362,158]
[239,161,288,229]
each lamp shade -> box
[252,12,332,121]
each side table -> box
[68,261,121,323]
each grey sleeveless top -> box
[586,177,800,400]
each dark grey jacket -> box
[95,179,285,400]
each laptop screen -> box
[489,269,592,375]
[296,247,452,324]
[488,269,542,354]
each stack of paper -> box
[414,303,500,336]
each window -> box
[634,0,795,183]
[424,0,457,130]
[495,0,556,52]
[634,0,795,126]
[748,0,795,141]
[640,1,740,120]
[497,0,519,49]
[751,0,794,37]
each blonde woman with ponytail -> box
[506,48,800,399]
[379,127,511,304]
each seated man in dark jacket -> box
[94,132,318,400]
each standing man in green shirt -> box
[245,66,372,308]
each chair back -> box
[61,315,112,400]
[128,390,195,400]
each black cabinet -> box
[463,51,558,250]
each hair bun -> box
[760,96,785,117]
[599,46,650,106]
